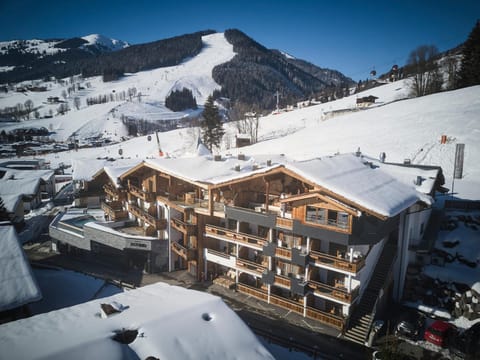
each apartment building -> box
[96,152,439,336]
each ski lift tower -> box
[274,90,280,113]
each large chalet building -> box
[50,150,443,344]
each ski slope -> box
[0,32,235,141]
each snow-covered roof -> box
[0,225,42,312]
[144,153,281,187]
[72,158,140,182]
[141,152,425,218]
[0,193,22,212]
[373,161,440,194]
[0,175,41,197]
[0,282,273,360]
[285,154,422,217]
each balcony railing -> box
[236,283,344,330]
[171,241,196,261]
[236,258,267,277]
[205,225,267,250]
[101,201,128,220]
[128,184,155,202]
[103,183,119,198]
[309,280,359,304]
[309,250,365,274]
[275,246,292,260]
[276,217,293,230]
[273,274,291,288]
[170,217,196,235]
[129,204,167,229]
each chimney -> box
[238,153,245,160]
[415,176,423,186]
[234,164,241,172]
[214,155,222,161]
[266,159,272,166]
[404,158,411,165]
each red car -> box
[424,320,453,347]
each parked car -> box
[424,320,454,347]
[449,322,480,359]
[394,311,425,340]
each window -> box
[338,212,349,229]
[306,206,350,230]
[306,206,326,224]
[328,210,338,226]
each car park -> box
[394,311,425,340]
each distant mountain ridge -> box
[0,29,354,111]
[213,29,354,109]
[0,34,129,56]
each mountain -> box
[212,29,354,109]
[0,29,353,111]
[0,31,211,84]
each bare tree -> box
[24,99,34,119]
[73,97,81,110]
[406,45,443,97]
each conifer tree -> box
[201,96,224,151]
[458,20,480,88]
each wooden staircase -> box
[343,240,397,345]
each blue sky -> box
[1,0,479,80]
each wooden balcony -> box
[309,250,365,274]
[103,183,119,198]
[309,280,359,304]
[276,217,293,230]
[205,225,267,250]
[171,241,196,261]
[170,217,196,235]
[129,204,167,229]
[236,283,344,330]
[275,246,292,260]
[273,274,291,288]
[101,201,128,220]
[128,184,155,202]
[236,258,267,277]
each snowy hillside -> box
[0,32,234,141]
[4,81,476,203]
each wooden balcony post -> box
[208,189,213,215]
[265,179,270,212]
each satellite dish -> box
[118,148,123,156]
[147,135,152,141]
[370,69,377,77]
[392,64,398,71]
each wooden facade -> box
[100,160,391,331]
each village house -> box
[0,225,42,324]
[0,166,55,213]
[49,150,444,344]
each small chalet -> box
[356,95,378,107]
